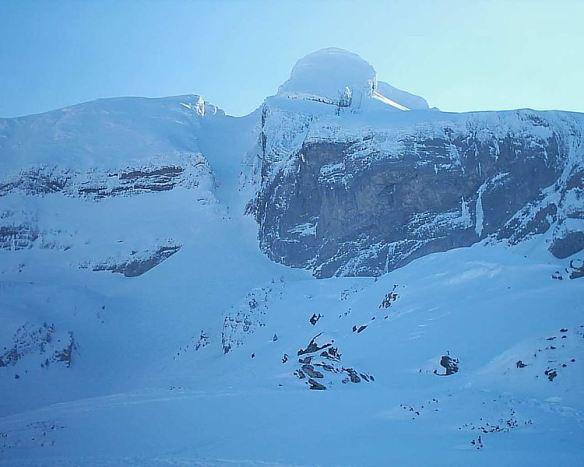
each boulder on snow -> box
[302,364,324,379]
[434,355,459,376]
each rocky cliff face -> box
[247,51,584,277]
[250,110,583,277]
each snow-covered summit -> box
[277,48,375,104]
[276,47,428,111]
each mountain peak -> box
[277,48,428,111]
[278,48,376,102]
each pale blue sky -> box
[1,0,582,118]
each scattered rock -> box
[471,435,484,450]
[1,323,77,370]
[344,368,361,383]
[195,331,209,351]
[379,286,398,308]
[52,332,77,368]
[221,285,279,354]
[309,313,322,325]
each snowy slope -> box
[0,241,582,466]
[0,49,583,466]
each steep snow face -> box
[275,47,427,112]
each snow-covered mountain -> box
[0,48,582,466]
[246,49,583,277]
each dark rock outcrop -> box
[434,355,460,376]
[550,231,584,259]
[567,259,584,279]
[92,245,181,277]
[308,378,326,390]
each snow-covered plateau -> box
[0,48,582,466]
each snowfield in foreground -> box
[1,236,583,466]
